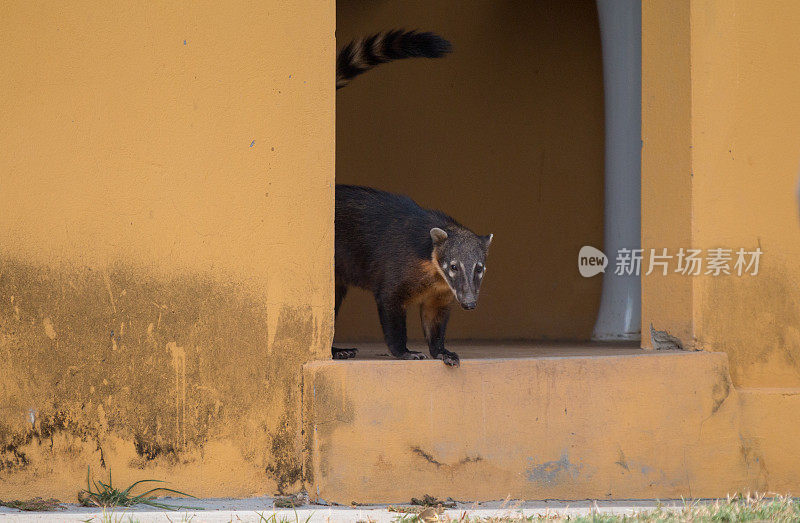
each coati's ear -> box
[484,233,493,247]
[430,228,448,245]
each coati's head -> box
[430,227,493,310]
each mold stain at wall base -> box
[0,446,29,472]
[166,342,188,452]
[131,434,178,464]
[0,410,91,473]
[265,414,303,495]
[0,259,328,498]
[264,307,319,495]
[302,369,357,486]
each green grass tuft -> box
[77,466,201,511]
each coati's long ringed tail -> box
[336,30,452,89]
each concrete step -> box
[303,348,756,504]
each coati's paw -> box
[439,351,460,367]
[399,350,426,360]
[331,347,358,360]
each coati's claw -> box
[439,352,460,367]
[331,347,358,360]
[400,351,426,360]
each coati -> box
[335,31,491,367]
[336,29,452,89]
[334,186,492,367]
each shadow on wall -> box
[335,0,605,342]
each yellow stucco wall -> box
[0,0,334,499]
[689,0,800,389]
[642,0,800,494]
[642,0,800,388]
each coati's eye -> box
[449,263,458,272]
[476,264,484,274]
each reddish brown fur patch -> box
[420,296,450,340]
[404,259,453,307]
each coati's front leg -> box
[376,294,425,360]
[331,282,358,360]
[421,299,459,367]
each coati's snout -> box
[430,227,493,310]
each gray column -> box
[593,0,642,341]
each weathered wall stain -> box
[615,449,630,471]
[166,342,188,452]
[302,366,356,486]
[701,269,800,388]
[0,260,329,498]
[737,433,769,493]
[710,368,732,415]
[614,449,660,481]
[526,452,582,485]
[411,447,443,468]
[410,446,483,469]
[263,307,317,494]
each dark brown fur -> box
[333,185,491,366]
